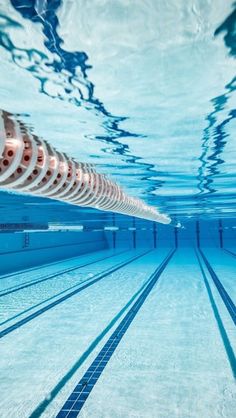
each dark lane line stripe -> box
[199,249,236,325]
[0,250,151,339]
[223,249,236,259]
[196,251,236,379]
[55,249,175,418]
[0,250,127,297]
[29,250,174,418]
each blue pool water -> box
[0,1,235,417]
[0,242,235,418]
[0,0,235,218]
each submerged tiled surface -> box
[0,247,235,418]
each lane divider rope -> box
[0,110,170,224]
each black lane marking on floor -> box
[0,250,127,297]
[55,249,175,418]
[223,249,236,259]
[28,250,173,418]
[196,251,236,379]
[0,250,151,339]
[199,249,236,326]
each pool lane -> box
[74,248,236,418]
[0,248,125,294]
[55,249,175,418]
[223,248,236,258]
[0,251,138,326]
[0,248,127,301]
[223,245,236,255]
[0,250,149,336]
[196,251,236,378]
[0,249,171,418]
[199,249,236,325]
[200,247,236,303]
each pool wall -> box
[104,216,235,250]
[0,230,107,274]
[0,215,234,275]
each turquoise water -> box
[0,0,235,220]
[0,246,235,418]
[0,2,235,418]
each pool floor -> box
[0,247,235,418]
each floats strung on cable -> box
[0,110,171,224]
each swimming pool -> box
[0,237,235,417]
[0,1,235,417]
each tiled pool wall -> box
[104,217,236,249]
[0,215,235,275]
[0,206,107,274]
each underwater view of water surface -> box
[0,1,235,417]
